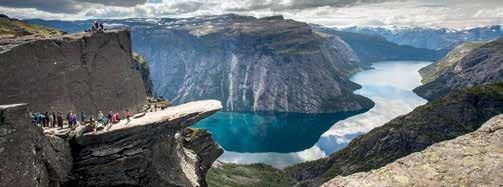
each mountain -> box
[414,38,503,101]
[0,17,149,113]
[0,14,63,37]
[322,114,503,187]
[27,15,374,113]
[312,25,446,65]
[285,83,503,186]
[339,25,503,50]
[418,41,485,84]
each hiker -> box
[125,110,132,122]
[57,112,64,129]
[48,112,54,128]
[99,23,104,31]
[116,112,121,123]
[94,21,99,31]
[80,112,86,123]
[98,110,105,124]
[66,112,72,128]
[52,112,56,127]
[72,113,78,128]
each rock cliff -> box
[0,104,71,186]
[286,83,503,186]
[0,28,148,114]
[418,41,484,84]
[0,100,223,187]
[26,14,374,113]
[414,38,503,100]
[322,114,503,187]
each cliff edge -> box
[0,29,148,113]
[0,100,224,187]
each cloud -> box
[1,0,503,28]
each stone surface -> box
[64,100,223,186]
[286,83,503,186]
[0,29,148,114]
[322,114,503,187]
[414,38,503,100]
[0,104,72,186]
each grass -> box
[206,163,296,187]
[0,16,63,37]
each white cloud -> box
[1,0,502,28]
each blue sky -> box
[1,0,502,28]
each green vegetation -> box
[206,163,296,187]
[0,15,63,37]
[419,41,484,84]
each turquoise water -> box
[194,61,431,168]
[194,110,367,153]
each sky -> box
[0,0,502,29]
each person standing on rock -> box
[52,112,56,127]
[125,110,132,123]
[48,112,54,128]
[66,112,72,128]
[108,111,113,124]
[57,112,64,129]
[98,110,104,124]
[80,112,86,124]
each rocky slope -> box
[27,14,374,113]
[0,104,71,186]
[0,26,148,113]
[323,114,503,187]
[339,25,503,50]
[418,41,484,84]
[285,83,503,186]
[414,38,503,100]
[0,14,63,37]
[313,25,446,65]
[1,100,224,186]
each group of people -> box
[30,110,133,130]
[85,21,105,32]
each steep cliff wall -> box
[323,114,503,187]
[0,29,148,114]
[131,14,372,113]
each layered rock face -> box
[131,14,372,113]
[65,100,223,186]
[286,83,503,186]
[0,100,223,187]
[0,29,148,114]
[0,104,72,186]
[414,38,503,100]
[322,114,503,187]
[26,14,374,113]
[418,41,484,84]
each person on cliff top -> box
[72,113,78,128]
[125,110,132,123]
[66,112,72,128]
[99,23,104,31]
[116,112,121,123]
[57,112,63,129]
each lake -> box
[194,61,431,168]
